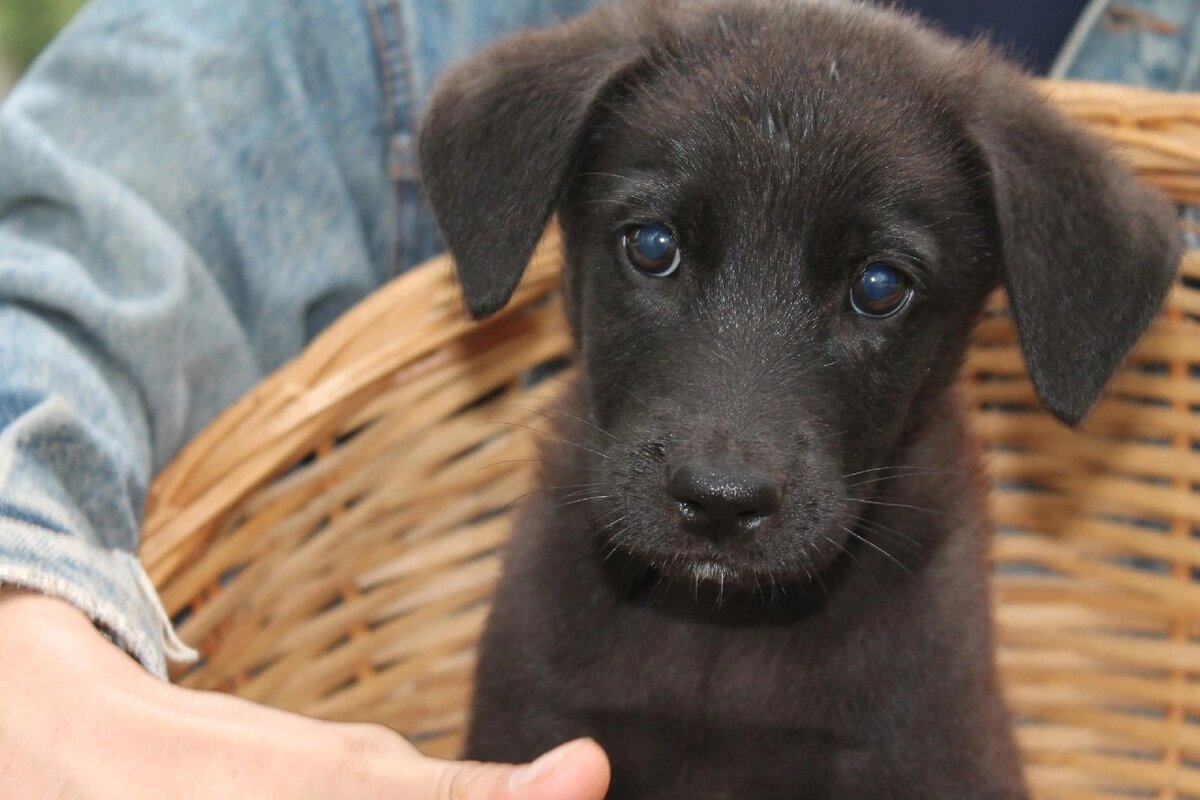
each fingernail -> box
[508,738,592,790]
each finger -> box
[423,738,611,800]
[506,739,611,800]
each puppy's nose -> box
[669,465,781,535]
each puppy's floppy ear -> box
[970,66,1181,426]
[418,7,643,319]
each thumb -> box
[424,738,610,800]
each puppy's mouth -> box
[602,537,828,598]
[677,555,816,592]
[690,559,736,583]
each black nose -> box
[668,464,781,535]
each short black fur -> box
[418,1,1181,797]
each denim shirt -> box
[0,0,1190,678]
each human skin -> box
[0,591,610,800]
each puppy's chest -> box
[567,612,863,744]
[569,619,874,798]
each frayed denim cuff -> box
[0,519,197,679]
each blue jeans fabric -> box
[0,0,1188,677]
[1054,0,1200,251]
[1055,0,1200,89]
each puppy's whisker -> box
[841,464,944,479]
[824,531,889,585]
[812,428,847,442]
[489,420,611,460]
[843,468,972,488]
[598,513,630,534]
[480,462,609,482]
[796,545,814,584]
[845,496,947,517]
[542,481,614,494]
[844,474,945,489]
[521,405,622,443]
[475,458,608,477]
[805,541,829,597]
[594,505,628,523]
[601,526,627,547]
[600,525,635,561]
[653,554,679,597]
[473,458,541,475]
[555,486,618,502]
[853,514,921,544]
[501,482,613,512]
[821,533,850,559]
[614,383,652,410]
[849,518,923,552]
[544,494,616,512]
[839,525,913,577]
[602,538,628,564]
[573,170,640,183]
[849,511,921,542]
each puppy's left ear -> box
[418,7,643,319]
[970,67,1182,426]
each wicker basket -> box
[141,80,1200,799]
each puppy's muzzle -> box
[668,464,781,539]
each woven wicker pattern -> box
[142,80,1200,798]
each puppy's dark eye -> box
[624,223,680,277]
[850,263,912,318]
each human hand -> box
[0,590,610,799]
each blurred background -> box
[0,0,86,96]
[0,0,1091,101]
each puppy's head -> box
[420,0,1180,590]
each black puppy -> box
[418,1,1181,797]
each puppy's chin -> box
[679,559,785,598]
[602,538,840,600]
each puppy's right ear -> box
[418,7,643,318]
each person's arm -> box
[0,0,401,675]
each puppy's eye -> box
[850,263,912,318]
[624,223,680,277]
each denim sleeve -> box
[1052,0,1200,90]
[0,0,399,677]
[1053,0,1200,249]
[0,0,611,679]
